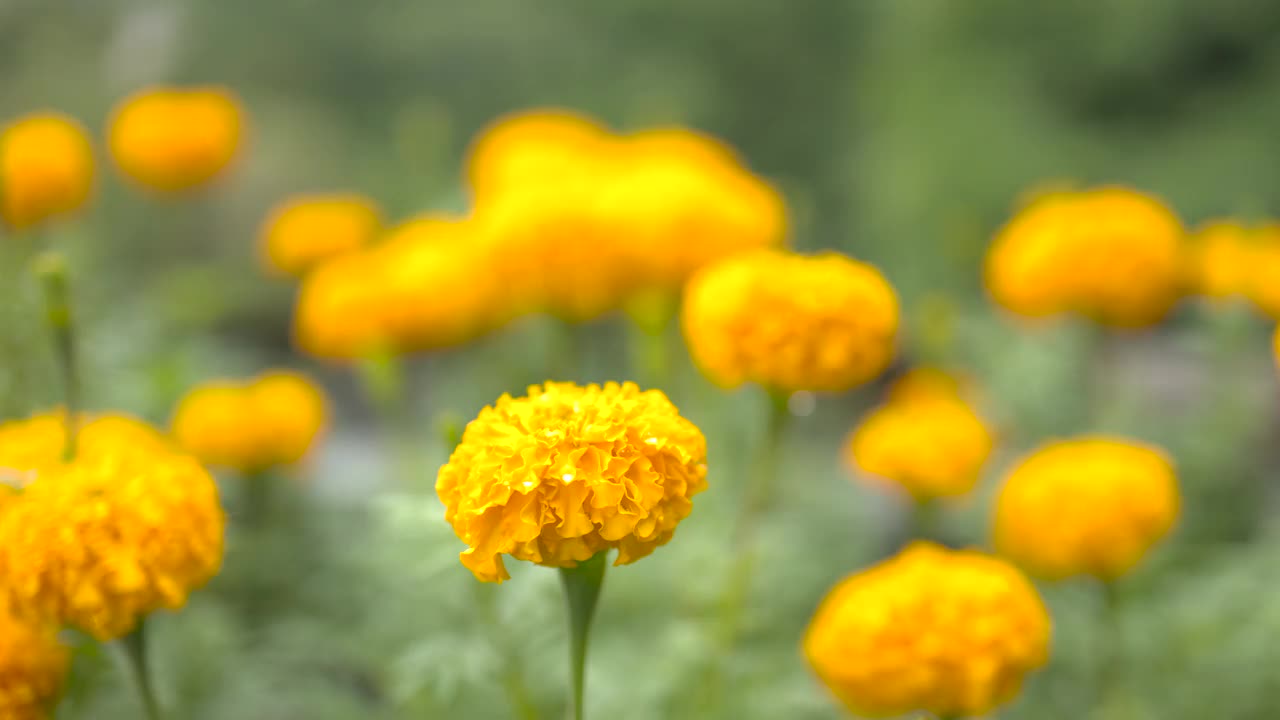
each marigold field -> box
[2,2,1279,719]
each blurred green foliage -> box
[3,1,1280,718]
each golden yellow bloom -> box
[0,605,67,720]
[107,86,243,193]
[437,381,708,583]
[466,109,609,204]
[171,370,327,473]
[294,214,500,359]
[846,369,994,501]
[0,112,93,232]
[985,186,1184,328]
[0,413,225,640]
[260,194,381,277]
[993,437,1179,581]
[1242,224,1280,319]
[1182,220,1253,301]
[804,542,1050,719]
[682,249,899,393]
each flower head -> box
[437,381,708,582]
[0,112,94,232]
[804,542,1050,719]
[260,194,381,277]
[108,86,243,193]
[682,249,899,393]
[466,109,609,204]
[993,437,1179,581]
[0,413,225,640]
[846,369,994,501]
[0,604,67,720]
[171,370,327,474]
[985,186,1184,327]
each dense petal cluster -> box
[985,186,1184,328]
[260,194,381,277]
[108,86,243,193]
[437,381,708,582]
[0,413,225,640]
[468,110,786,321]
[681,249,899,393]
[1181,219,1280,318]
[0,604,66,720]
[0,112,93,232]
[804,542,1050,719]
[171,370,328,473]
[993,437,1179,581]
[846,369,994,501]
[294,214,500,359]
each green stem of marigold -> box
[119,617,164,720]
[356,346,421,484]
[910,497,943,544]
[558,552,608,720]
[33,251,81,459]
[1096,579,1124,709]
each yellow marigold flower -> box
[293,214,499,359]
[985,186,1184,328]
[107,86,244,193]
[260,194,381,277]
[1243,224,1280,319]
[1182,220,1253,301]
[993,437,1179,581]
[0,606,67,720]
[846,369,994,501]
[0,112,94,232]
[682,249,899,393]
[0,413,225,640]
[437,381,708,583]
[804,542,1050,719]
[171,370,327,473]
[466,109,610,204]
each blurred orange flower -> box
[107,85,244,193]
[0,112,94,232]
[260,194,381,277]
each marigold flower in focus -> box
[985,186,1184,328]
[804,542,1050,719]
[0,604,67,720]
[0,112,94,232]
[260,194,381,277]
[171,370,327,474]
[294,214,500,359]
[682,249,899,393]
[993,437,1179,581]
[0,412,225,640]
[846,369,994,502]
[436,381,708,582]
[107,85,243,193]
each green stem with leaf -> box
[558,552,608,720]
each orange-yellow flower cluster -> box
[108,85,244,193]
[804,542,1050,719]
[0,412,225,640]
[682,249,899,393]
[985,186,1184,328]
[293,215,500,359]
[1182,219,1280,318]
[171,370,328,474]
[437,381,708,583]
[0,112,94,232]
[260,194,381,278]
[469,110,786,321]
[846,369,994,502]
[0,603,67,720]
[993,437,1179,581]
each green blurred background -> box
[2,1,1280,718]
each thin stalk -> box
[1096,580,1123,708]
[356,347,419,484]
[910,498,942,544]
[118,618,163,720]
[33,251,80,458]
[558,552,608,720]
[733,390,791,547]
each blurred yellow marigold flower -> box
[846,369,994,501]
[682,249,899,393]
[437,381,708,582]
[0,112,94,232]
[985,186,1184,328]
[1233,224,1280,319]
[0,604,66,720]
[260,194,381,277]
[108,85,244,193]
[0,412,225,640]
[466,109,609,204]
[804,542,1050,719]
[1181,220,1254,301]
[993,437,1179,581]
[171,370,327,474]
[294,214,500,359]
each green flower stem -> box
[734,390,791,547]
[910,498,942,544]
[558,552,608,720]
[1097,579,1124,709]
[32,251,81,459]
[356,347,419,484]
[119,617,163,720]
